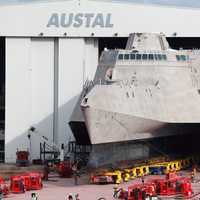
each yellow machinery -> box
[132,165,149,177]
[170,161,181,171]
[91,156,196,185]
[179,159,185,170]
[122,169,131,182]
[147,157,167,165]
[155,162,173,174]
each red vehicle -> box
[151,177,192,197]
[57,161,73,178]
[90,174,113,184]
[29,172,43,190]
[10,176,25,193]
[16,151,29,167]
[128,183,156,200]
[20,174,31,191]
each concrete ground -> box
[5,171,200,200]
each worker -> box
[113,184,120,198]
[190,164,196,183]
[75,193,80,200]
[19,178,25,193]
[191,172,195,183]
[68,194,73,200]
[121,172,126,182]
[72,162,80,185]
[31,192,38,200]
[124,189,128,200]
[193,165,197,176]
[43,161,50,181]
[141,175,145,185]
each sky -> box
[0,0,199,8]
[124,0,200,8]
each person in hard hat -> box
[113,184,120,198]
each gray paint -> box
[47,13,113,28]
[80,33,200,145]
[53,38,59,145]
[88,142,149,168]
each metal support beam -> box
[53,38,59,146]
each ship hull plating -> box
[69,33,200,167]
[83,107,166,144]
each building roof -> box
[0,0,200,9]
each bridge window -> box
[176,55,187,61]
[181,55,186,61]
[142,54,148,60]
[118,53,167,61]
[118,54,123,60]
[136,54,142,60]
[130,54,135,60]
[124,54,130,60]
[149,54,154,60]
[158,54,162,60]
[176,55,180,61]
[162,54,167,60]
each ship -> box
[69,33,200,167]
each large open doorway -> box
[98,37,200,54]
[167,37,200,49]
[0,37,5,163]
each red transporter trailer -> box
[151,177,192,197]
[29,172,43,190]
[10,176,25,193]
[20,174,31,191]
[128,183,157,200]
[57,161,73,178]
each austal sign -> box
[47,13,114,28]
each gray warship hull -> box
[69,33,200,167]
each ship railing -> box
[82,78,108,98]
[82,79,96,97]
